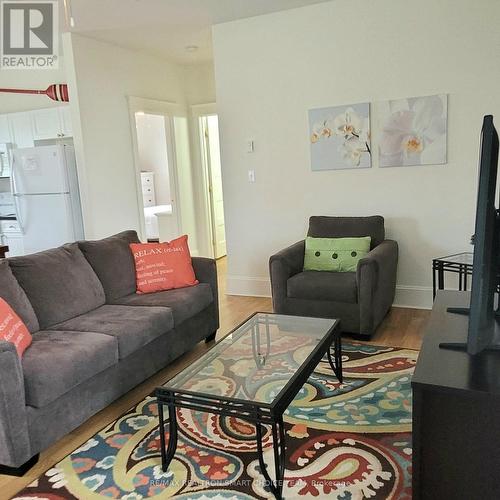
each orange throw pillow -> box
[130,235,199,294]
[0,298,32,358]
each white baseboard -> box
[393,285,433,310]
[226,275,272,297]
[226,275,433,310]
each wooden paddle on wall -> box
[0,84,69,102]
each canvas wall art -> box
[309,103,371,170]
[378,94,447,167]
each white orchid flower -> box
[330,108,363,138]
[311,120,333,143]
[380,95,446,166]
[339,137,366,166]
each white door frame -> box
[127,96,184,241]
[191,103,218,258]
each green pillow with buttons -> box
[303,236,371,272]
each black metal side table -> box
[432,252,473,300]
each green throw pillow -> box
[304,236,371,272]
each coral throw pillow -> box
[130,235,199,294]
[0,298,32,357]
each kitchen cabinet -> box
[2,233,24,257]
[9,112,35,148]
[59,106,73,137]
[0,220,23,257]
[0,107,73,148]
[32,106,73,140]
[32,108,60,139]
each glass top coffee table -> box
[155,312,342,499]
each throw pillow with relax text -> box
[0,297,32,357]
[130,235,198,294]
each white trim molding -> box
[226,275,272,298]
[225,275,433,310]
[393,285,433,310]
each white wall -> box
[135,113,171,205]
[183,63,216,106]
[213,0,500,308]
[63,33,188,239]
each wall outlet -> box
[248,169,256,182]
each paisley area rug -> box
[12,342,416,500]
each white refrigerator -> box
[11,145,84,254]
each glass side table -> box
[432,252,473,300]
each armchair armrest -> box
[191,257,219,330]
[356,240,398,335]
[0,340,31,468]
[269,240,305,313]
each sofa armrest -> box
[192,257,219,330]
[356,240,398,335]
[269,240,305,313]
[0,340,31,468]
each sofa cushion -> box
[51,304,174,359]
[0,260,39,333]
[22,330,118,408]
[78,231,140,301]
[287,271,358,303]
[9,244,106,329]
[110,283,213,325]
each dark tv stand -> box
[439,306,500,351]
[412,291,500,499]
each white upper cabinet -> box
[30,106,74,140]
[0,115,11,143]
[59,106,73,137]
[32,108,61,140]
[0,106,73,148]
[9,112,35,148]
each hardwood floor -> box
[0,257,429,497]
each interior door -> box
[205,115,227,258]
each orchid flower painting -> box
[308,103,371,170]
[378,94,447,167]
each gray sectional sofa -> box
[0,230,219,475]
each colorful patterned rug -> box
[12,342,416,500]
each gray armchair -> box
[269,216,398,337]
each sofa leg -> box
[205,331,217,343]
[0,454,39,476]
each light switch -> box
[246,140,254,153]
[248,170,256,183]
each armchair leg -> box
[205,331,217,343]
[0,454,39,476]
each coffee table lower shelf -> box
[155,325,342,500]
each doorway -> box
[129,97,199,248]
[134,111,179,242]
[199,114,227,259]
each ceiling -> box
[63,0,331,64]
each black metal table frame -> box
[432,253,473,300]
[155,313,342,500]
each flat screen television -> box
[440,115,500,355]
